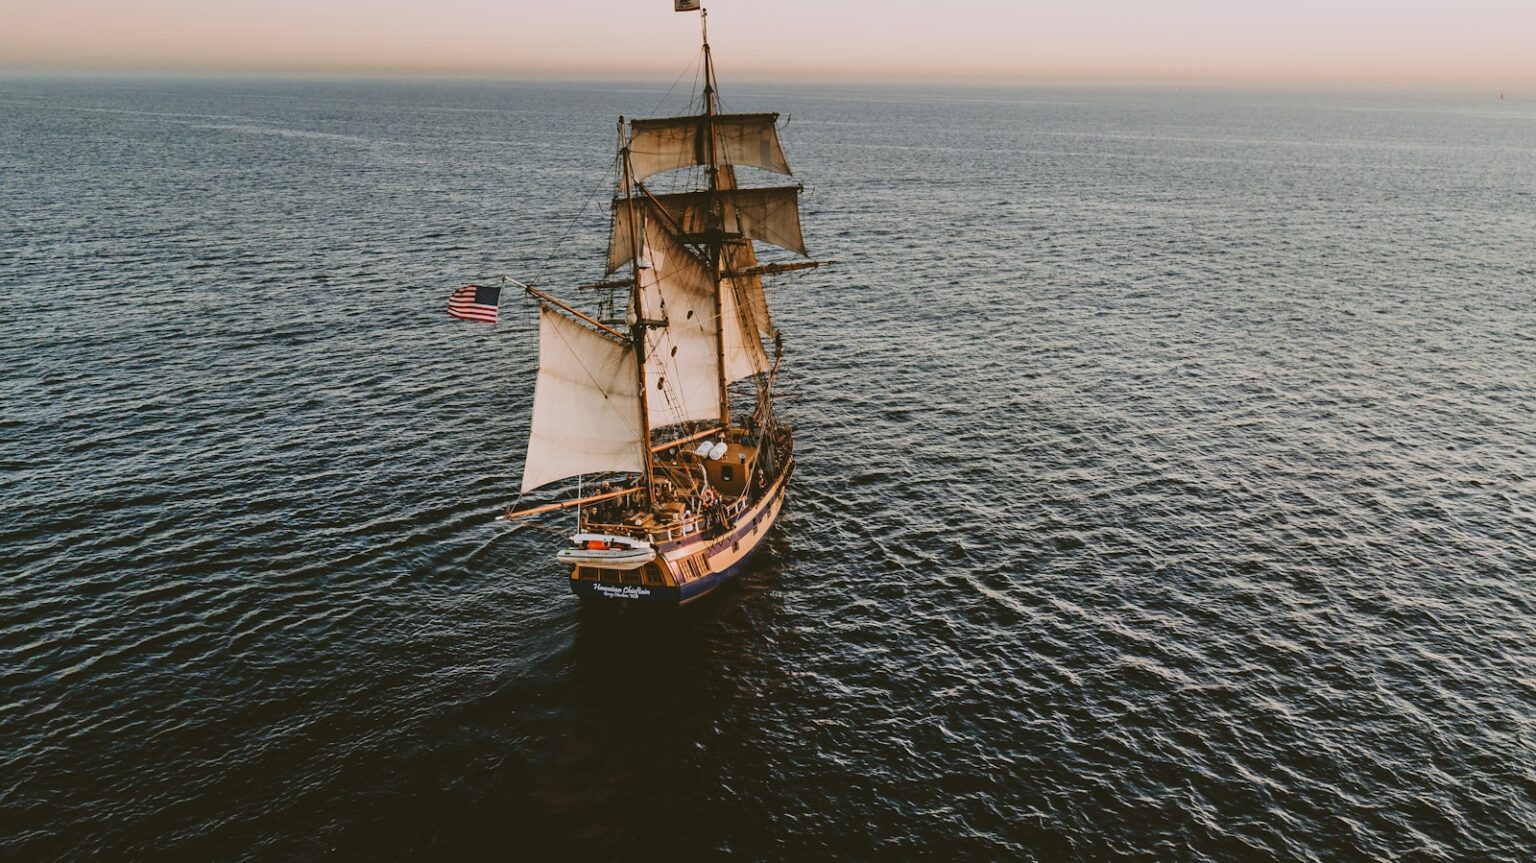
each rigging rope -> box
[647,46,704,119]
[528,158,618,286]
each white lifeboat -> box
[555,533,656,571]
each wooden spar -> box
[651,425,725,453]
[723,260,832,279]
[578,277,635,291]
[498,485,642,520]
[522,284,627,342]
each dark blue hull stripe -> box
[568,528,767,607]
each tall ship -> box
[497,6,822,607]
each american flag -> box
[447,284,501,324]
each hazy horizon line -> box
[3,61,1529,93]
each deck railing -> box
[582,494,757,543]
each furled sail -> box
[636,213,720,429]
[521,307,644,492]
[627,113,791,181]
[608,185,806,273]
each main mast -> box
[701,8,731,427]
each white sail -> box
[716,167,776,349]
[720,266,770,382]
[521,307,644,493]
[608,186,806,273]
[637,215,721,429]
[628,113,791,182]
[727,266,772,338]
[719,186,806,256]
[607,197,643,275]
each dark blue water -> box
[2,77,1533,860]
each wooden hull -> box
[569,454,793,608]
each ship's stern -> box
[569,563,682,606]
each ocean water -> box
[2,76,1533,860]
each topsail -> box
[608,185,807,273]
[626,113,792,182]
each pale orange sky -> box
[2,0,1532,86]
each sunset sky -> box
[2,0,1532,86]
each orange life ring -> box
[700,487,719,507]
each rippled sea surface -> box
[3,77,1534,860]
